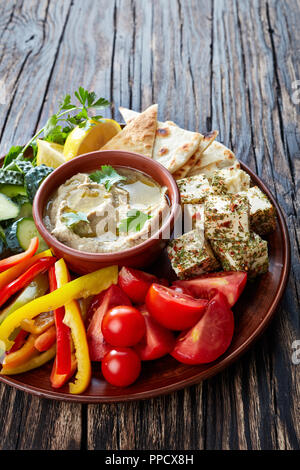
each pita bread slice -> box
[119,107,140,124]
[101,104,157,158]
[188,139,236,177]
[189,154,240,177]
[119,107,201,173]
[173,130,218,179]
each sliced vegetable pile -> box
[0,87,116,259]
[0,241,247,392]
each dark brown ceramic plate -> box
[0,156,290,402]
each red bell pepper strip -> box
[0,237,39,273]
[49,265,72,375]
[0,257,56,309]
[50,354,77,389]
[34,325,56,352]
[7,330,28,354]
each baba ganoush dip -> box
[43,166,169,253]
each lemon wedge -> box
[36,139,65,168]
[63,119,121,161]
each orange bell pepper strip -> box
[0,345,56,375]
[21,311,54,335]
[0,237,39,273]
[34,326,56,352]
[0,249,52,290]
[2,334,38,368]
[50,354,77,389]
[0,265,118,352]
[55,259,91,394]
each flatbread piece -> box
[119,107,202,173]
[101,104,158,158]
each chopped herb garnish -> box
[62,211,89,228]
[119,210,152,233]
[89,165,126,191]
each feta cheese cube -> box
[239,186,276,236]
[208,168,250,195]
[211,232,268,278]
[177,174,212,205]
[204,194,250,241]
[167,230,220,279]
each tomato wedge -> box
[118,267,158,304]
[146,283,208,331]
[171,292,234,364]
[87,285,131,361]
[134,305,175,360]
[173,271,247,307]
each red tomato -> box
[101,348,141,387]
[102,305,146,347]
[171,292,234,364]
[118,267,158,304]
[146,283,208,330]
[87,285,131,361]
[173,271,247,307]
[134,305,175,360]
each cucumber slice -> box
[19,201,33,219]
[6,217,48,253]
[0,193,20,221]
[0,184,27,198]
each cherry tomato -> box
[101,348,141,387]
[173,271,247,307]
[118,267,158,304]
[134,305,175,360]
[102,305,146,347]
[87,285,131,361]
[146,283,208,330]
[171,292,234,364]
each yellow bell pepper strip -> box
[0,273,49,325]
[2,334,38,368]
[0,345,56,375]
[34,325,56,352]
[55,259,91,394]
[0,237,39,273]
[0,249,52,290]
[21,311,54,335]
[0,265,118,352]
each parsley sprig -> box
[89,165,126,191]
[4,87,110,169]
[62,211,89,228]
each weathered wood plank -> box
[0,0,73,154]
[0,0,83,451]
[0,386,82,449]
[0,0,299,451]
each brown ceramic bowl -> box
[32,150,180,274]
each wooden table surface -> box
[0,0,299,451]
